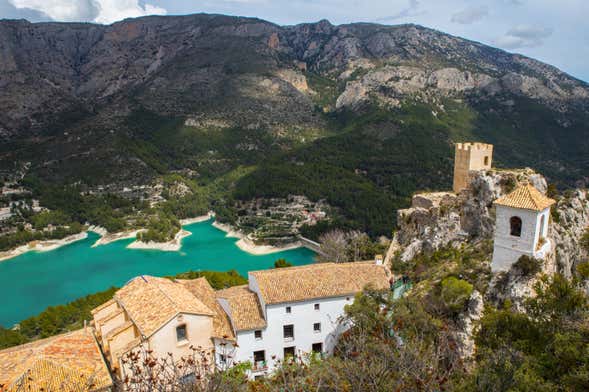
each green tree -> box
[440,276,473,316]
[274,259,293,268]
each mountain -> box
[1,14,588,236]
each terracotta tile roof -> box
[113,275,214,338]
[216,285,267,332]
[177,278,236,340]
[104,320,135,342]
[249,262,390,305]
[0,329,112,392]
[494,184,556,211]
[90,298,116,316]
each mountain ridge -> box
[0,13,588,237]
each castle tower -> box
[453,142,493,193]
[491,184,556,272]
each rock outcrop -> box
[388,168,547,262]
[551,189,589,278]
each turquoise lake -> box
[0,220,316,327]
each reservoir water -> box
[0,220,316,327]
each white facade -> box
[491,205,552,272]
[225,295,353,376]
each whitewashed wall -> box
[492,205,551,271]
[231,295,354,376]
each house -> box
[91,261,390,379]
[91,275,229,378]
[219,261,390,376]
[0,328,113,392]
[491,184,556,272]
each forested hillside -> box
[1,14,588,239]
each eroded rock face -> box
[456,290,484,359]
[551,190,589,278]
[336,66,495,109]
[391,168,545,262]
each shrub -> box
[581,229,589,253]
[577,261,589,280]
[274,259,293,268]
[513,255,542,276]
[440,276,473,315]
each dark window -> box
[346,297,351,301]
[314,303,320,311]
[484,156,489,166]
[218,354,227,364]
[510,216,522,237]
[286,306,292,314]
[284,346,296,358]
[253,350,265,363]
[312,343,323,353]
[254,330,263,340]
[313,322,321,332]
[180,373,196,384]
[283,324,294,340]
[176,324,187,342]
[253,350,266,371]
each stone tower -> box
[491,184,556,272]
[453,142,493,193]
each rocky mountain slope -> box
[1,14,588,236]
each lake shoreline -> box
[0,232,89,262]
[211,221,305,256]
[0,213,307,262]
[126,229,192,251]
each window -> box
[180,373,196,385]
[286,306,292,314]
[510,216,522,237]
[484,156,489,166]
[284,346,296,358]
[313,322,321,333]
[254,330,263,340]
[283,324,294,340]
[218,354,227,365]
[176,324,187,342]
[253,350,266,370]
[312,343,323,353]
[314,303,320,311]
[346,297,351,301]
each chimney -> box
[375,254,384,265]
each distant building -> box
[92,262,390,380]
[453,142,493,193]
[491,184,556,272]
[0,328,112,392]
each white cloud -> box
[451,5,488,24]
[7,0,166,24]
[8,0,99,21]
[93,0,166,24]
[374,0,425,23]
[495,25,553,49]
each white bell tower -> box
[491,184,555,272]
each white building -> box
[491,184,556,272]
[92,261,390,379]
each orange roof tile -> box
[0,329,112,392]
[494,184,556,211]
[249,262,390,305]
[113,275,214,338]
[177,278,236,340]
[216,285,267,332]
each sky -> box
[1,0,588,82]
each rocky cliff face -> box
[1,15,588,188]
[389,168,547,262]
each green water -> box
[0,220,315,327]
